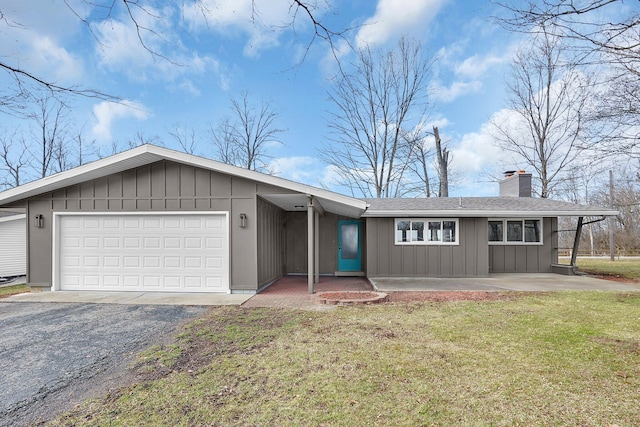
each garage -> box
[53,212,229,293]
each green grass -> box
[0,284,27,297]
[567,257,640,280]
[52,292,640,426]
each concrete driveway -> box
[0,302,208,427]
[370,273,640,292]
[5,290,252,305]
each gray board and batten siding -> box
[365,217,490,277]
[488,217,558,273]
[17,160,297,292]
[365,216,558,277]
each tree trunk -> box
[434,126,449,197]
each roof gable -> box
[0,145,367,217]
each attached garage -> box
[53,212,229,293]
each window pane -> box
[506,220,523,242]
[411,221,424,241]
[443,221,456,243]
[524,219,541,242]
[428,221,441,242]
[488,221,503,242]
[396,220,410,242]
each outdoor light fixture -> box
[34,214,44,228]
[239,213,247,228]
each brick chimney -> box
[499,170,532,197]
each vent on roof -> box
[500,170,532,197]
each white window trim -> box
[394,218,459,246]
[488,218,543,246]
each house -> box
[0,144,617,294]
[0,212,27,278]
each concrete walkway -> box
[370,273,640,292]
[3,291,252,306]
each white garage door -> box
[55,213,229,293]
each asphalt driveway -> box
[0,302,208,427]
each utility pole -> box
[609,170,615,261]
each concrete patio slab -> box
[370,273,640,292]
[3,291,252,306]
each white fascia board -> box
[362,209,620,218]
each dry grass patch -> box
[52,292,640,426]
[0,284,27,298]
[568,257,640,281]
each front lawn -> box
[53,292,640,426]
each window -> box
[488,220,503,242]
[488,219,542,244]
[396,219,458,245]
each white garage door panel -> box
[57,214,229,293]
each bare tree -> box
[497,1,640,74]
[492,28,592,198]
[126,132,161,149]
[498,1,640,164]
[25,96,70,178]
[321,37,434,198]
[407,135,433,198]
[0,132,28,189]
[210,93,284,172]
[168,124,199,155]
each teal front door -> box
[338,220,361,271]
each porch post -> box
[570,216,584,268]
[307,199,314,294]
[314,210,320,284]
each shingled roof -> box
[361,197,617,217]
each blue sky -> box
[0,0,529,196]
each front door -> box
[338,220,361,272]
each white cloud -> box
[183,0,295,57]
[448,108,527,192]
[91,101,150,141]
[268,156,322,184]
[0,1,86,86]
[28,36,85,83]
[92,6,223,89]
[356,0,448,48]
[430,80,482,103]
[425,117,450,130]
[455,53,508,79]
